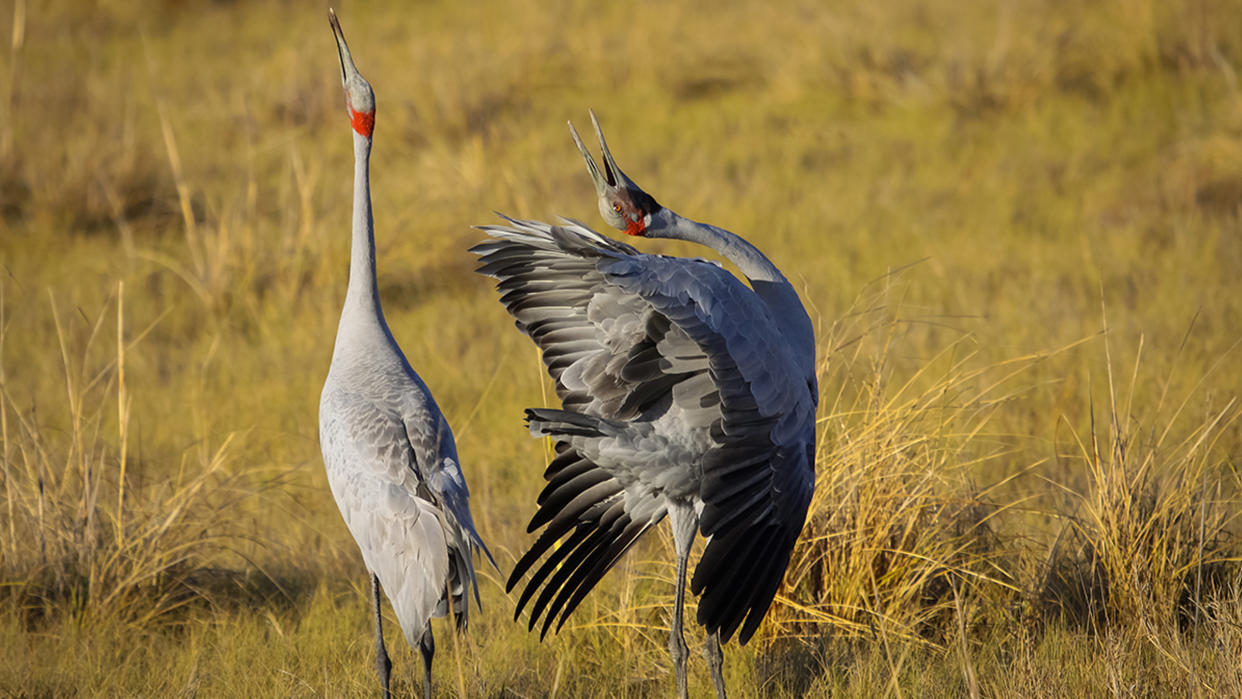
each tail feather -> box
[525,408,622,440]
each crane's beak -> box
[568,110,640,198]
[328,8,359,87]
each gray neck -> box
[660,209,788,285]
[657,208,816,371]
[344,131,381,318]
[330,128,400,368]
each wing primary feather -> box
[694,526,775,639]
[538,463,610,506]
[552,518,654,633]
[513,525,593,620]
[528,502,629,634]
[528,479,620,532]
[736,538,796,644]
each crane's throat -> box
[350,108,375,138]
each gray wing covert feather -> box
[474,219,691,421]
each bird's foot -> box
[669,629,690,699]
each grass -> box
[2,0,1241,695]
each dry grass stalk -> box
[0,287,263,628]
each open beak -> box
[568,109,637,197]
[328,8,359,86]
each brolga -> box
[472,112,818,699]
[319,10,492,698]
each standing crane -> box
[472,112,818,699]
[319,10,492,698]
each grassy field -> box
[3,0,1241,695]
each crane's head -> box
[569,111,662,237]
[328,9,375,139]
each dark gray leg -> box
[704,630,727,698]
[371,574,392,699]
[670,548,691,699]
[419,622,435,699]
[668,505,697,699]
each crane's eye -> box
[612,203,622,214]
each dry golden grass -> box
[2,0,1241,695]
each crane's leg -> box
[668,504,698,699]
[419,622,435,699]
[704,630,727,699]
[370,573,392,699]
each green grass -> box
[2,0,1241,695]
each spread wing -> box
[472,217,815,643]
[597,241,816,644]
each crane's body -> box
[319,11,489,698]
[320,323,480,641]
[475,113,817,699]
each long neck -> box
[663,209,816,369]
[343,130,382,318]
[663,211,788,285]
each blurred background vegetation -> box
[1,0,1240,695]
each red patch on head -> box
[625,217,646,236]
[350,108,375,138]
